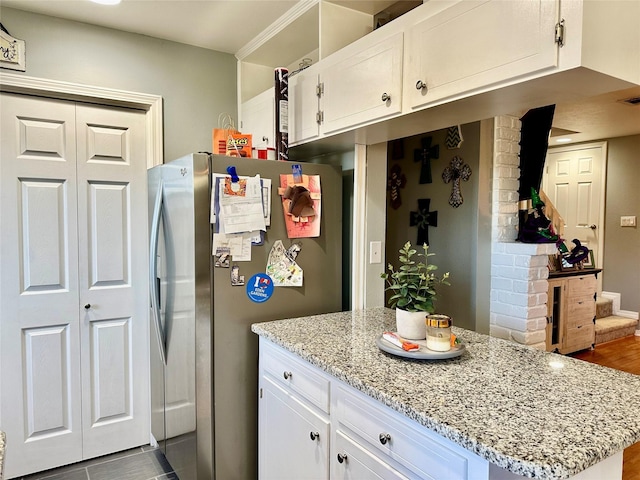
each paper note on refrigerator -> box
[217,175,265,234]
[211,174,271,230]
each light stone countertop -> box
[0,430,5,480]
[251,307,640,480]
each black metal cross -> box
[409,198,438,246]
[413,136,440,184]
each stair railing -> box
[539,189,565,239]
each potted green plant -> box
[381,241,450,339]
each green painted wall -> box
[384,122,481,331]
[0,7,237,161]
[603,134,640,312]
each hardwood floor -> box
[571,335,640,480]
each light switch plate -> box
[621,216,637,227]
[370,241,382,264]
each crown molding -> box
[235,0,317,61]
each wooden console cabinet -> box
[546,271,600,354]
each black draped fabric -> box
[518,105,556,201]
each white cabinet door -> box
[333,431,410,480]
[289,64,321,145]
[0,93,149,478]
[259,376,330,480]
[322,32,403,135]
[0,93,84,478]
[241,88,275,150]
[75,104,149,458]
[405,0,559,110]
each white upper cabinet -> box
[322,32,403,134]
[237,1,413,150]
[244,0,640,149]
[405,0,559,110]
[289,63,321,145]
[240,88,276,150]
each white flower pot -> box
[395,308,427,340]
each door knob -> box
[84,304,91,310]
[590,224,597,230]
[337,453,348,464]
[283,371,292,380]
[381,93,391,102]
[379,433,391,445]
[310,431,319,441]
[415,80,427,91]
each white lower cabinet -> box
[259,376,330,480]
[258,338,490,480]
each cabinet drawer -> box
[335,385,469,480]
[567,275,596,297]
[566,295,595,328]
[262,342,330,413]
[564,324,595,351]
[333,430,410,480]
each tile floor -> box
[18,446,176,480]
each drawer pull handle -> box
[416,80,427,91]
[283,371,292,380]
[310,431,319,441]
[337,453,348,464]
[381,93,391,102]
[379,433,391,445]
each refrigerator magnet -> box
[231,265,245,286]
[246,273,274,303]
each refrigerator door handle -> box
[150,179,167,365]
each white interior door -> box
[543,142,606,269]
[0,93,149,478]
[75,104,149,458]
[0,93,84,477]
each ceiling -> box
[2,0,639,146]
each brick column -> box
[489,115,556,350]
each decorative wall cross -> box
[413,136,440,184]
[409,198,438,246]
[442,155,472,208]
[387,163,406,210]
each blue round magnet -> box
[246,273,274,303]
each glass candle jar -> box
[426,314,452,352]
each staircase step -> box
[596,298,613,319]
[595,315,638,345]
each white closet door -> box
[0,93,84,477]
[1,94,150,478]
[75,104,149,458]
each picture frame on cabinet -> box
[560,256,578,272]
[582,250,596,269]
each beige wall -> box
[603,134,640,312]
[384,122,481,330]
[0,7,237,161]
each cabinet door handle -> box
[381,93,391,102]
[337,453,348,464]
[310,431,319,441]
[379,432,391,445]
[415,80,427,91]
[84,304,91,310]
[283,371,292,380]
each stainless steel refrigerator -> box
[147,153,342,480]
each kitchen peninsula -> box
[252,308,640,480]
